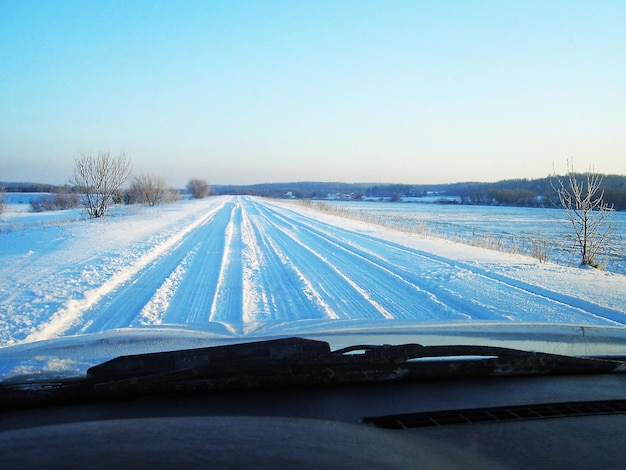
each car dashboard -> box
[2,372,626,468]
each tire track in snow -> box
[263,202,625,326]
[250,201,395,320]
[22,202,227,343]
[76,208,231,333]
[331,232,626,325]
[73,200,235,333]
[159,202,234,325]
[208,202,243,331]
[240,202,269,321]
[243,201,338,320]
[135,245,200,325]
[256,202,473,321]
[263,205,521,321]
[263,234,339,320]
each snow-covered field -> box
[0,195,625,348]
[318,200,626,274]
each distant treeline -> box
[214,175,626,210]
[4,175,626,210]
[0,182,60,193]
[214,182,373,200]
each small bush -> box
[530,236,549,263]
[30,188,80,212]
[126,174,179,206]
[186,178,212,199]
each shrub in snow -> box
[126,174,179,206]
[71,152,132,218]
[186,179,212,199]
[30,188,79,212]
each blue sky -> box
[1,0,625,187]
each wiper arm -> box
[335,342,626,376]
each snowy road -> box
[2,196,625,346]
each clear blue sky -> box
[1,0,625,187]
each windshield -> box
[0,2,625,381]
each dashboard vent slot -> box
[361,399,626,429]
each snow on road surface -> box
[0,196,625,347]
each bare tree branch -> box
[551,160,614,267]
[72,152,132,218]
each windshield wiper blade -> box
[83,338,626,394]
[88,337,331,380]
[2,337,624,407]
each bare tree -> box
[163,187,180,203]
[72,152,132,218]
[552,160,614,267]
[127,173,179,206]
[186,178,211,199]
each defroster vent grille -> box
[361,399,626,429]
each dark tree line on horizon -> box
[4,174,626,211]
[212,175,626,210]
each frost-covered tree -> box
[552,161,614,267]
[127,173,178,206]
[186,178,211,199]
[72,152,132,218]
